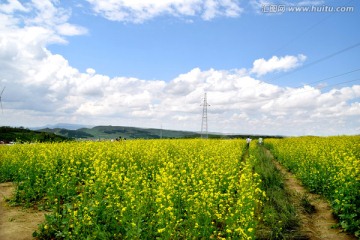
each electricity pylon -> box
[200,92,210,138]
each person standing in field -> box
[246,137,252,148]
[258,137,263,145]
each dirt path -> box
[265,149,356,240]
[0,182,45,240]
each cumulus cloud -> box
[251,54,307,76]
[0,0,28,14]
[294,1,326,6]
[56,23,88,36]
[86,0,243,23]
[0,0,88,44]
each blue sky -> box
[1,0,360,135]
[49,1,360,84]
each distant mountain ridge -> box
[32,123,92,131]
[39,125,202,139]
[0,124,285,142]
[0,126,69,143]
[38,125,282,140]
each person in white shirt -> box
[246,137,251,148]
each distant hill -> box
[32,123,92,131]
[37,125,283,140]
[0,126,70,143]
[40,125,202,140]
[40,128,95,139]
[1,124,284,143]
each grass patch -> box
[251,144,307,239]
[300,194,316,214]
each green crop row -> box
[265,136,360,237]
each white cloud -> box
[86,68,96,76]
[56,23,88,36]
[0,0,28,14]
[1,0,88,44]
[251,54,307,76]
[25,0,70,27]
[3,50,360,135]
[296,1,325,6]
[86,0,243,23]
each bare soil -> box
[0,182,45,240]
[266,150,357,240]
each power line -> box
[269,12,334,56]
[321,78,360,90]
[268,0,356,56]
[296,67,360,88]
[268,41,360,82]
[260,78,360,103]
[254,67,360,103]
[294,78,360,96]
